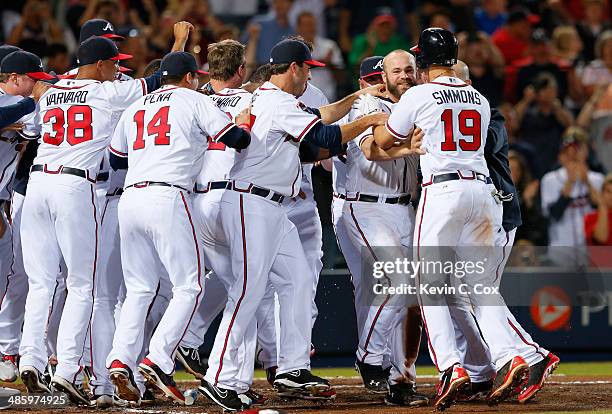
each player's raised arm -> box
[170,21,195,52]
[318,84,387,124]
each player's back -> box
[113,85,232,189]
[198,87,251,185]
[35,78,147,174]
[402,76,490,179]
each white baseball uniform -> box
[343,97,418,382]
[19,77,148,383]
[204,81,319,391]
[387,75,518,372]
[107,84,234,376]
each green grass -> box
[174,361,612,381]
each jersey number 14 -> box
[132,106,171,150]
[440,109,481,151]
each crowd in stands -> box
[1,0,611,255]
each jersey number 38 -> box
[440,109,481,152]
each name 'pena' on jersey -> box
[386,76,491,180]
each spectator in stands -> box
[7,0,64,58]
[428,11,454,32]
[348,8,410,71]
[541,128,604,261]
[289,0,327,37]
[585,173,612,245]
[515,73,574,177]
[241,0,296,66]
[44,43,70,75]
[552,25,585,65]
[296,11,345,101]
[492,7,539,66]
[580,30,612,97]
[117,26,147,77]
[577,84,612,172]
[516,29,570,103]
[575,0,611,62]
[79,0,125,29]
[510,150,548,246]
[458,31,505,106]
[474,0,508,35]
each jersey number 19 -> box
[440,109,481,152]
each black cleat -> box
[141,388,156,405]
[199,379,248,412]
[434,364,471,411]
[274,369,336,400]
[176,346,207,380]
[384,382,429,406]
[488,356,529,406]
[20,365,51,393]
[138,358,184,404]
[457,379,493,402]
[266,366,277,386]
[355,360,389,394]
[51,375,90,405]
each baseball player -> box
[342,51,426,406]
[373,28,528,410]
[0,50,49,382]
[199,39,388,411]
[451,60,560,403]
[106,51,250,405]
[17,35,169,403]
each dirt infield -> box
[3,375,612,413]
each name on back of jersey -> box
[45,90,89,106]
[432,89,482,106]
[211,95,243,109]
[144,91,173,105]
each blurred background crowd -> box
[1,0,611,266]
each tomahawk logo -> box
[103,22,114,32]
[373,59,384,70]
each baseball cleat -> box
[384,382,429,406]
[434,364,471,411]
[141,388,156,405]
[355,360,390,393]
[487,355,529,406]
[0,355,18,382]
[198,379,249,412]
[51,375,90,405]
[239,388,267,406]
[175,345,207,379]
[138,357,184,404]
[457,379,493,402]
[19,365,52,393]
[266,366,277,386]
[273,369,336,400]
[90,394,113,408]
[109,360,141,403]
[518,353,560,403]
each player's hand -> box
[0,122,25,133]
[409,127,426,155]
[247,23,262,40]
[356,93,383,116]
[357,84,387,99]
[174,21,194,42]
[235,106,251,127]
[362,111,389,127]
[32,81,51,102]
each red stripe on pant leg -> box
[507,318,545,358]
[349,203,391,363]
[215,194,248,385]
[168,192,204,366]
[493,231,509,283]
[414,189,440,371]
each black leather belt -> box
[347,193,411,205]
[96,171,109,182]
[333,192,346,200]
[106,188,124,197]
[31,164,97,183]
[194,180,229,194]
[125,181,190,193]
[229,181,284,203]
[422,171,492,187]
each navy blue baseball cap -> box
[0,45,21,63]
[0,51,54,80]
[79,19,124,44]
[77,36,132,66]
[360,56,384,79]
[269,40,325,67]
[160,52,208,77]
